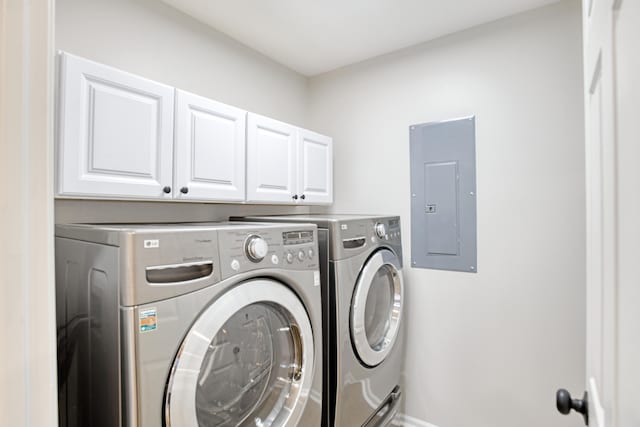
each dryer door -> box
[165,279,314,427]
[351,248,404,367]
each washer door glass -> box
[165,279,314,427]
[196,303,296,425]
[351,249,404,367]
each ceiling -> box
[162,0,559,76]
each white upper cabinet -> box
[56,52,332,205]
[246,113,298,203]
[174,90,246,201]
[57,52,174,199]
[297,128,333,204]
[246,113,333,204]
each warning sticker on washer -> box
[313,271,320,287]
[139,308,157,332]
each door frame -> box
[0,0,58,425]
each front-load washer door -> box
[350,248,404,367]
[165,279,314,427]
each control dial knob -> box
[245,235,269,262]
[374,223,387,238]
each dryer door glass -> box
[165,279,314,427]
[365,264,395,350]
[351,249,404,367]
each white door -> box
[611,1,640,425]
[351,249,404,367]
[165,279,314,427]
[584,0,616,425]
[558,2,640,425]
[174,90,246,201]
[57,52,174,199]
[297,128,333,205]
[246,113,298,203]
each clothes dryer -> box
[55,222,322,427]
[236,215,404,427]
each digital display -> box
[283,230,314,245]
[389,219,400,229]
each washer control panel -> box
[245,235,269,262]
[283,230,316,266]
[218,224,318,279]
[232,215,403,265]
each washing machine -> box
[55,222,322,427]
[235,215,404,427]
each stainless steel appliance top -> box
[55,221,306,244]
[55,221,320,306]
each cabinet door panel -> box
[57,52,174,199]
[246,113,297,203]
[174,90,246,201]
[298,129,333,204]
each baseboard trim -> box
[395,413,440,427]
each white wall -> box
[0,1,57,426]
[308,2,585,426]
[55,0,311,223]
[56,0,307,126]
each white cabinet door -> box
[57,52,174,199]
[246,113,297,203]
[174,90,246,201]
[297,128,333,204]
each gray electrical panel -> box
[409,116,477,272]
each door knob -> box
[180,187,189,194]
[556,389,588,425]
[292,194,298,200]
[162,186,171,194]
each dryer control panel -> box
[217,224,319,280]
[332,217,402,263]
